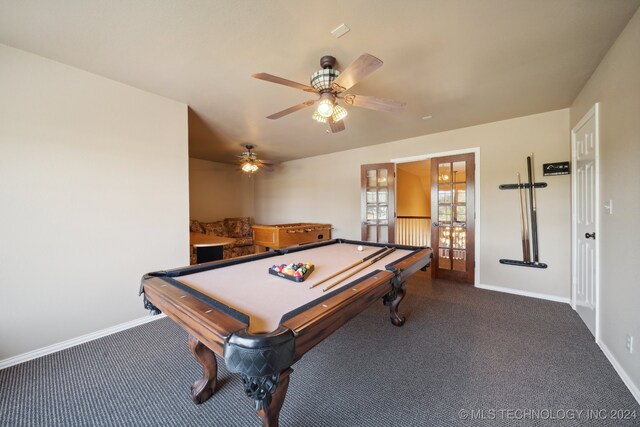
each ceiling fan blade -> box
[258,159,275,165]
[328,117,346,133]
[252,73,317,93]
[343,94,406,112]
[266,100,316,120]
[331,54,383,93]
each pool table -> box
[140,239,432,426]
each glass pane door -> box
[431,154,475,283]
[361,163,395,243]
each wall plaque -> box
[543,161,570,176]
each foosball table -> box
[252,223,332,251]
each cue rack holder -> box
[498,153,548,269]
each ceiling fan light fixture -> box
[241,161,259,173]
[312,111,328,123]
[332,105,348,122]
[317,92,335,118]
[239,144,261,174]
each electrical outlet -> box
[626,334,633,354]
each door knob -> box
[432,222,439,227]
[585,232,596,239]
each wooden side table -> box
[190,232,236,263]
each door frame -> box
[571,103,600,340]
[392,148,480,286]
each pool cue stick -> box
[323,248,397,292]
[527,154,540,263]
[517,173,531,263]
[309,247,388,289]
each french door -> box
[360,163,395,243]
[430,153,475,284]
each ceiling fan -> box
[252,53,406,133]
[238,144,272,174]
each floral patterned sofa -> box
[190,217,255,263]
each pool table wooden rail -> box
[283,269,396,360]
[142,276,247,355]
[283,247,432,360]
[391,248,434,277]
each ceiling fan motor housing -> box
[310,56,339,92]
[310,69,340,92]
[320,55,336,69]
[241,144,257,160]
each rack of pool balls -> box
[269,262,315,282]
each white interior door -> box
[571,104,599,338]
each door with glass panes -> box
[430,154,475,284]
[361,163,395,243]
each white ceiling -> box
[1,1,638,164]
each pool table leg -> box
[188,334,218,404]
[253,367,292,427]
[387,285,406,327]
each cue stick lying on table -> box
[322,248,397,292]
[309,247,388,289]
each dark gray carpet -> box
[1,271,638,426]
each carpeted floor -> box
[1,270,638,426]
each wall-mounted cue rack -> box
[499,153,548,269]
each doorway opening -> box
[385,148,479,285]
[361,150,479,285]
[396,161,431,246]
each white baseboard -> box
[0,313,166,370]
[597,339,640,404]
[475,283,571,304]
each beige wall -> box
[570,8,640,396]
[189,158,255,222]
[0,45,189,360]
[256,109,571,298]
